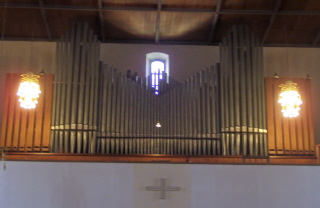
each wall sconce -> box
[278,80,302,118]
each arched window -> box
[150,60,164,95]
[146,52,169,95]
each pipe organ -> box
[49,23,268,156]
[1,23,315,157]
[51,23,267,155]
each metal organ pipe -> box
[51,23,100,153]
[220,25,267,156]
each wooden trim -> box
[3,153,318,165]
[316,144,320,164]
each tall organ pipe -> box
[51,22,100,153]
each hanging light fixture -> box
[156,121,161,128]
[278,80,302,118]
[17,72,41,109]
[16,10,41,109]
[277,18,303,118]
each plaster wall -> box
[0,161,319,208]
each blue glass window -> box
[151,60,165,95]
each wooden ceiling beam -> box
[3,36,320,47]
[261,0,282,44]
[1,3,320,15]
[155,0,162,44]
[220,9,320,15]
[98,0,105,42]
[38,0,52,40]
[208,0,223,44]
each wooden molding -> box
[3,153,318,165]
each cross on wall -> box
[145,178,181,199]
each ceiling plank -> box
[38,0,52,40]
[98,0,105,42]
[208,0,222,44]
[261,0,282,44]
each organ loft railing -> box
[0,23,316,164]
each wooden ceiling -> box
[1,0,320,46]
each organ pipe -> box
[220,25,267,156]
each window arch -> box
[146,52,169,94]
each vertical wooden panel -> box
[6,74,19,150]
[280,79,291,154]
[294,78,304,154]
[12,79,22,151]
[19,108,28,151]
[42,74,54,151]
[305,79,315,153]
[33,76,45,151]
[265,77,275,154]
[0,74,12,148]
[288,78,298,154]
[273,78,284,154]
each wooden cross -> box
[145,178,180,199]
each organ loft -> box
[0,23,316,164]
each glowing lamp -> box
[278,80,302,118]
[17,72,41,109]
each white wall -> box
[0,161,320,208]
[1,41,320,142]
